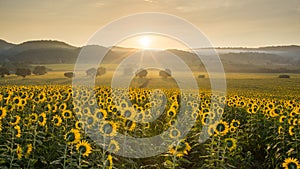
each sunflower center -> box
[67,133,75,142]
[87,117,94,125]
[172,130,179,136]
[226,140,233,147]
[79,145,87,153]
[103,123,113,134]
[217,124,225,132]
[288,162,297,169]
[11,117,17,123]
[125,120,133,127]
[96,112,104,119]
[39,116,44,122]
[233,122,238,127]
[14,99,20,104]
[64,112,70,117]
[124,110,131,118]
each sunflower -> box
[75,121,84,130]
[59,103,67,111]
[62,110,73,119]
[229,126,237,133]
[169,127,181,139]
[105,154,113,169]
[278,126,284,134]
[82,107,91,115]
[230,119,240,128]
[121,108,135,119]
[224,138,237,152]
[191,111,199,120]
[169,140,191,157]
[76,140,92,157]
[94,109,107,121]
[168,119,178,126]
[24,144,33,159]
[167,108,177,118]
[10,115,21,126]
[52,115,62,127]
[85,115,96,127]
[123,119,136,131]
[65,129,81,144]
[12,96,22,106]
[38,112,47,127]
[208,124,216,136]
[29,113,38,123]
[16,144,22,159]
[280,116,287,123]
[289,126,295,136]
[99,121,117,137]
[201,113,212,126]
[0,107,7,119]
[282,157,299,169]
[14,125,21,138]
[108,139,120,153]
[215,120,229,136]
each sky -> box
[0,0,300,48]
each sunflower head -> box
[16,144,22,160]
[76,140,92,157]
[38,112,47,127]
[100,121,117,137]
[282,157,299,169]
[169,127,181,139]
[108,139,120,153]
[0,107,7,119]
[224,138,237,152]
[65,129,81,144]
[10,115,21,126]
[52,115,62,127]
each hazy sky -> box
[1,0,300,47]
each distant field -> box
[0,68,299,98]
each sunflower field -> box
[0,85,299,169]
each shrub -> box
[64,72,74,78]
[198,74,205,78]
[0,67,10,77]
[278,74,290,78]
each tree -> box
[32,66,47,75]
[97,67,106,76]
[135,69,148,78]
[15,68,31,78]
[159,69,171,78]
[0,67,10,77]
[64,72,74,78]
[86,68,97,77]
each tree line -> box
[0,66,47,78]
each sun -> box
[138,36,151,49]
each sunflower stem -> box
[63,144,68,169]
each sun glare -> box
[138,36,151,49]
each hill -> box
[0,39,299,73]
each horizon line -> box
[1,38,300,50]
